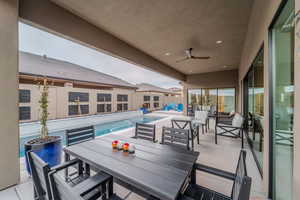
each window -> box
[144,103,150,108]
[154,102,159,108]
[97,104,105,113]
[144,96,150,101]
[117,103,128,111]
[117,94,128,102]
[97,93,111,102]
[69,105,89,115]
[106,104,112,112]
[69,92,89,102]
[117,104,122,111]
[19,106,31,120]
[80,105,89,114]
[97,103,112,113]
[19,89,30,103]
[153,96,159,101]
[123,103,128,111]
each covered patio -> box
[0,0,300,200]
[0,112,264,200]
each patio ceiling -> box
[51,0,253,75]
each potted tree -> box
[24,78,62,174]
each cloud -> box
[19,23,181,89]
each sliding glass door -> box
[270,0,294,199]
[218,88,235,113]
[187,88,236,115]
[243,48,264,175]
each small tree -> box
[39,78,49,139]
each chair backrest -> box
[232,113,244,128]
[49,172,84,200]
[66,125,95,146]
[27,151,52,200]
[231,150,252,200]
[162,127,190,150]
[171,119,192,131]
[195,111,208,124]
[135,123,156,142]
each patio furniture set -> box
[27,116,251,200]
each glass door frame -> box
[187,87,237,116]
[242,46,264,177]
[268,0,294,198]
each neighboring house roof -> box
[168,87,182,92]
[136,83,180,95]
[19,51,137,89]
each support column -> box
[0,0,19,190]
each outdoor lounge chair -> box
[193,111,209,134]
[133,123,157,142]
[181,150,251,200]
[161,127,191,151]
[215,113,245,148]
[27,151,113,200]
[65,125,95,181]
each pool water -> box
[19,115,163,157]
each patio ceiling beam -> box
[19,0,186,81]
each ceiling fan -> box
[176,48,210,63]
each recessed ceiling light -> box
[165,52,171,56]
[216,40,223,44]
[223,65,228,68]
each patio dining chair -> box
[27,151,113,200]
[171,118,199,148]
[65,126,95,181]
[181,150,251,200]
[193,111,209,134]
[133,123,157,142]
[161,127,191,151]
[215,113,245,148]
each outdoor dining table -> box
[64,134,199,200]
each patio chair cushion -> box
[194,111,208,124]
[232,114,244,128]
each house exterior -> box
[18,52,183,122]
[133,83,182,111]
[19,52,137,122]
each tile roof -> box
[19,51,137,89]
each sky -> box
[19,22,181,89]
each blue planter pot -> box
[24,136,62,175]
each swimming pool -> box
[19,115,164,157]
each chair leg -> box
[101,183,107,200]
[64,153,70,182]
[85,163,90,176]
[205,124,208,133]
[108,177,114,197]
[197,128,200,144]
[241,130,244,149]
[202,125,204,134]
[191,165,196,184]
[215,127,218,144]
[207,118,210,129]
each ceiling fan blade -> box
[191,56,210,59]
[176,57,189,63]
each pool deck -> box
[1,111,267,200]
